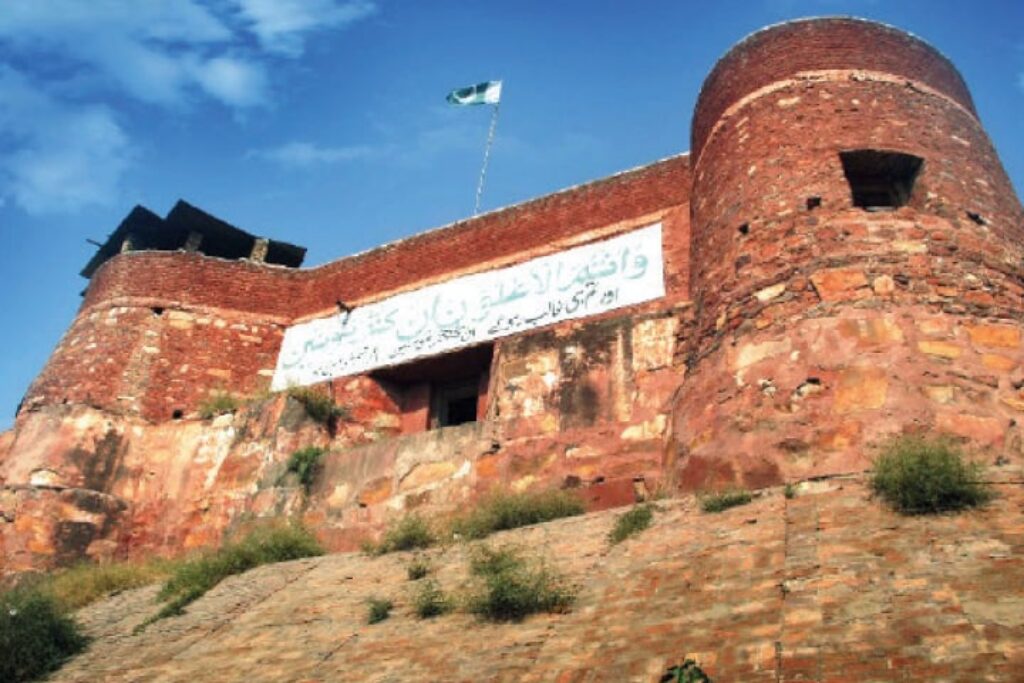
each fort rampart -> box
[2,18,1021,575]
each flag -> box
[446,80,502,106]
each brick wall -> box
[23,156,691,421]
[691,17,976,159]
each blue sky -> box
[0,0,1021,430]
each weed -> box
[142,521,322,628]
[0,586,88,683]
[367,515,436,555]
[450,489,585,540]
[871,435,991,514]
[699,490,753,514]
[366,596,393,624]
[466,545,575,622]
[287,387,350,425]
[197,392,239,419]
[700,489,757,516]
[407,558,430,581]
[608,504,654,545]
[661,658,712,682]
[284,446,326,491]
[783,483,796,500]
[412,579,452,619]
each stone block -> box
[935,411,1004,446]
[918,340,961,359]
[967,324,1020,349]
[810,268,868,301]
[833,367,888,413]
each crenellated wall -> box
[3,17,1022,576]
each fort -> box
[1,16,1022,577]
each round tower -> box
[672,18,1024,490]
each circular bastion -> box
[671,17,1024,491]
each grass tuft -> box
[871,435,991,515]
[284,446,326,491]
[608,504,654,545]
[450,489,585,540]
[366,596,393,624]
[406,558,430,581]
[41,558,174,612]
[0,586,88,683]
[412,579,452,619]
[699,490,753,514]
[367,515,436,555]
[466,545,575,622]
[783,483,796,500]
[143,521,322,627]
[287,387,350,425]
[197,392,240,420]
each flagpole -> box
[474,102,500,216]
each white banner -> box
[272,223,664,389]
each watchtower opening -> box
[839,150,923,210]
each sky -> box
[0,0,1021,431]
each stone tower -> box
[672,18,1024,489]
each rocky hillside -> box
[54,470,1023,682]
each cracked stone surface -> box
[54,471,1024,682]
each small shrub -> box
[144,521,322,627]
[450,489,585,540]
[407,558,430,581]
[783,483,796,500]
[412,579,452,619]
[368,515,436,555]
[871,435,991,514]
[284,446,326,491]
[287,387,350,425]
[0,587,88,683]
[608,504,654,545]
[700,490,753,514]
[661,659,712,682]
[466,545,575,622]
[366,596,393,624]
[198,392,239,419]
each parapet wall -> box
[690,17,976,160]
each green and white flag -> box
[446,80,502,106]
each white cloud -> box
[248,141,378,168]
[233,0,377,57]
[0,0,374,215]
[191,57,269,108]
[0,66,133,214]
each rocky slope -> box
[52,470,1023,682]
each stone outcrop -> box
[51,471,1024,681]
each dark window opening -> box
[372,344,493,433]
[151,307,165,316]
[839,150,923,210]
[806,196,822,210]
[432,379,480,428]
[737,223,750,236]
[171,409,184,420]
[966,211,986,225]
